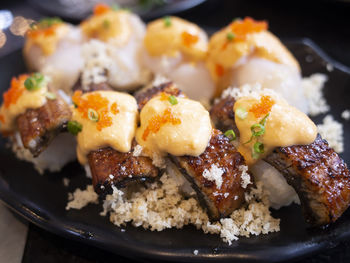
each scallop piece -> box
[141,16,215,101]
[207,17,308,113]
[80,7,151,91]
[23,20,84,94]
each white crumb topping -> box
[326,63,334,72]
[85,173,280,244]
[81,40,112,89]
[152,74,171,87]
[151,152,166,169]
[341,110,350,121]
[62,177,70,187]
[302,73,329,116]
[133,145,143,157]
[317,115,344,153]
[66,185,98,210]
[220,83,281,102]
[193,250,198,255]
[239,165,251,189]
[202,164,224,189]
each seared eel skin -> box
[211,94,350,226]
[73,76,113,93]
[136,83,251,220]
[16,96,71,157]
[134,81,185,110]
[88,141,160,197]
[264,135,350,226]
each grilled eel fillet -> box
[88,141,160,197]
[136,83,251,220]
[211,95,350,225]
[16,96,72,157]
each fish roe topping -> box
[72,90,119,131]
[229,17,268,42]
[142,108,181,141]
[0,114,4,124]
[181,31,199,47]
[249,95,275,118]
[26,17,63,39]
[3,74,28,109]
[215,64,225,77]
[93,3,111,15]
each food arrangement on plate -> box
[0,3,349,245]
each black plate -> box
[27,0,207,21]
[0,39,350,263]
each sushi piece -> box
[207,17,308,113]
[141,16,215,101]
[23,18,84,94]
[265,135,350,225]
[70,90,160,195]
[135,83,252,220]
[210,85,350,225]
[80,4,152,91]
[72,76,113,94]
[0,73,76,173]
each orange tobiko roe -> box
[142,108,181,141]
[27,24,60,39]
[72,90,118,131]
[249,95,275,118]
[181,31,199,47]
[0,114,4,124]
[3,74,28,109]
[230,17,268,42]
[215,64,225,77]
[93,3,111,15]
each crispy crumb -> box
[202,164,224,189]
[317,115,344,153]
[62,177,70,187]
[193,249,198,255]
[341,110,350,121]
[66,185,98,210]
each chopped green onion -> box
[259,113,270,126]
[103,19,110,29]
[73,102,78,108]
[226,32,235,41]
[38,17,62,29]
[45,92,56,100]
[252,151,260,159]
[168,95,178,105]
[224,129,236,141]
[67,121,82,136]
[88,108,99,122]
[111,3,120,10]
[253,142,264,153]
[235,107,247,120]
[251,123,265,137]
[24,73,46,91]
[163,16,172,27]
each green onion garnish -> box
[45,92,56,100]
[24,73,46,91]
[259,113,270,126]
[163,16,172,27]
[103,19,110,29]
[253,142,264,153]
[224,129,236,141]
[168,95,178,105]
[227,32,235,41]
[67,121,82,136]
[88,108,99,122]
[111,3,120,10]
[235,107,247,120]
[37,17,62,29]
[251,123,265,137]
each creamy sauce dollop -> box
[80,9,131,45]
[136,94,212,157]
[207,29,300,82]
[0,75,48,133]
[24,23,69,56]
[144,16,208,61]
[234,94,317,165]
[73,91,138,164]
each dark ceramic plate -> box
[27,0,207,21]
[0,39,350,263]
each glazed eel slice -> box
[136,83,251,220]
[73,77,113,93]
[88,141,160,197]
[16,95,72,157]
[211,94,350,226]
